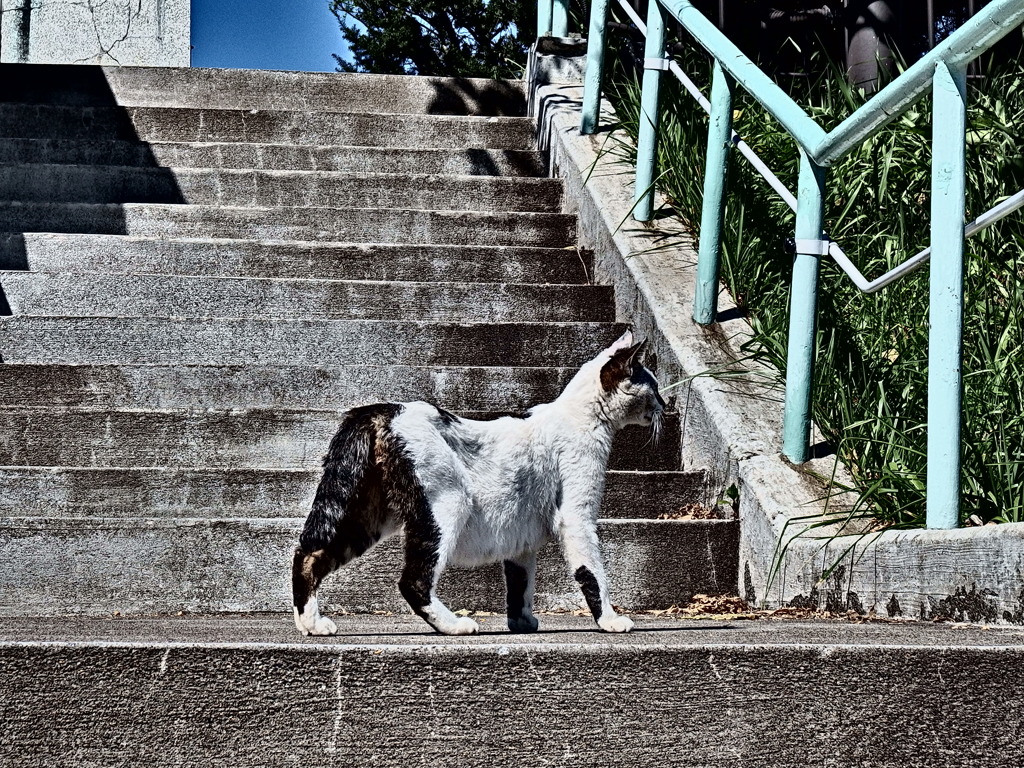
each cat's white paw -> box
[441,617,480,636]
[508,615,540,634]
[294,606,338,636]
[307,616,339,636]
[598,614,634,633]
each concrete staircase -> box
[2,64,1023,768]
[0,63,735,618]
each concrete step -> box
[0,166,564,213]
[0,202,577,247]
[0,140,548,176]
[0,235,591,284]
[0,468,706,520]
[0,364,580,411]
[0,516,732,615]
[3,615,1019,768]
[0,408,679,471]
[0,64,527,116]
[0,318,624,367]
[0,105,537,150]
[0,273,613,323]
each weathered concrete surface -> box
[0,166,564,212]
[0,318,625,366]
[0,104,538,149]
[1,615,1022,768]
[0,65,527,116]
[0,0,188,66]
[0,201,577,246]
[0,517,735,614]
[0,467,707,520]
[531,60,1024,621]
[0,407,678,471]
[0,235,589,284]
[0,273,613,323]
[0,364,579,410]
[0,139,548,175]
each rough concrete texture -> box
[0,139,549,176]
[0,517,734,614]
[0,318,625,366]
[0,64,707,623]
[0,104,538,149]
[0,0,188,66]
[529,55,1024,622]
[0,165,565,212]
[0,407,677,471]
[0,201,577,246]
[0,467,707,520]
[0,235,590,284]
[0,364,580,410]
[0,64,527,116]
[1,615,1022,767]
[1,273,613,323]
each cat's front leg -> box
[504,552,539,633]
[557,511,634,633]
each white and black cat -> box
[292,330,665,636]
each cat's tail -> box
[293,404,401,631]
[298,403,400,556]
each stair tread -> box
[0,65,528,116]
[0,140,548,175]
[0,467,709,520]
[2,235,590,283]
[0,273,612,323]
[1,613,1015,646]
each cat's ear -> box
[600,338,647,391]
[606,329,635,354]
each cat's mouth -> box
[642,407,664,442]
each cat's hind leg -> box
[292,547,340,636]
[504,552,539,633]
[293,514,390,636]
[397,493,478,636]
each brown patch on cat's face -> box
[600,340,646,392]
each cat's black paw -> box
[507,615,540,634]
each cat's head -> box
[597,330,666,434]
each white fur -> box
[390,330,663,633]
[294,598,338,636]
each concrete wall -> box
[0,0,188,66]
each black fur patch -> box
[504,560,530,620]
[432,405,460,426]
[631,366,666,407]
[574,565,604,621]
[600,340,645,391]
[299,403,399,553]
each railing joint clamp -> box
[643,57,671,71]
[793,238,831,256]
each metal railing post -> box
[926,61,968,529]
[538,0,553,37]
[553,0,570,36]
[581,0,612,135]
[782,150,825,463]
[694,59,734,324]
[634,0,666,222]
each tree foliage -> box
[331,1,533,78]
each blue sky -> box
[191,0,348,72]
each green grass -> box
[604,42,1024,526]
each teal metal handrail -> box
[564,0,1024,528]
[537,0,571,37]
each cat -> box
[291,329,665,636]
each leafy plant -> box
[605,35,1024,526]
